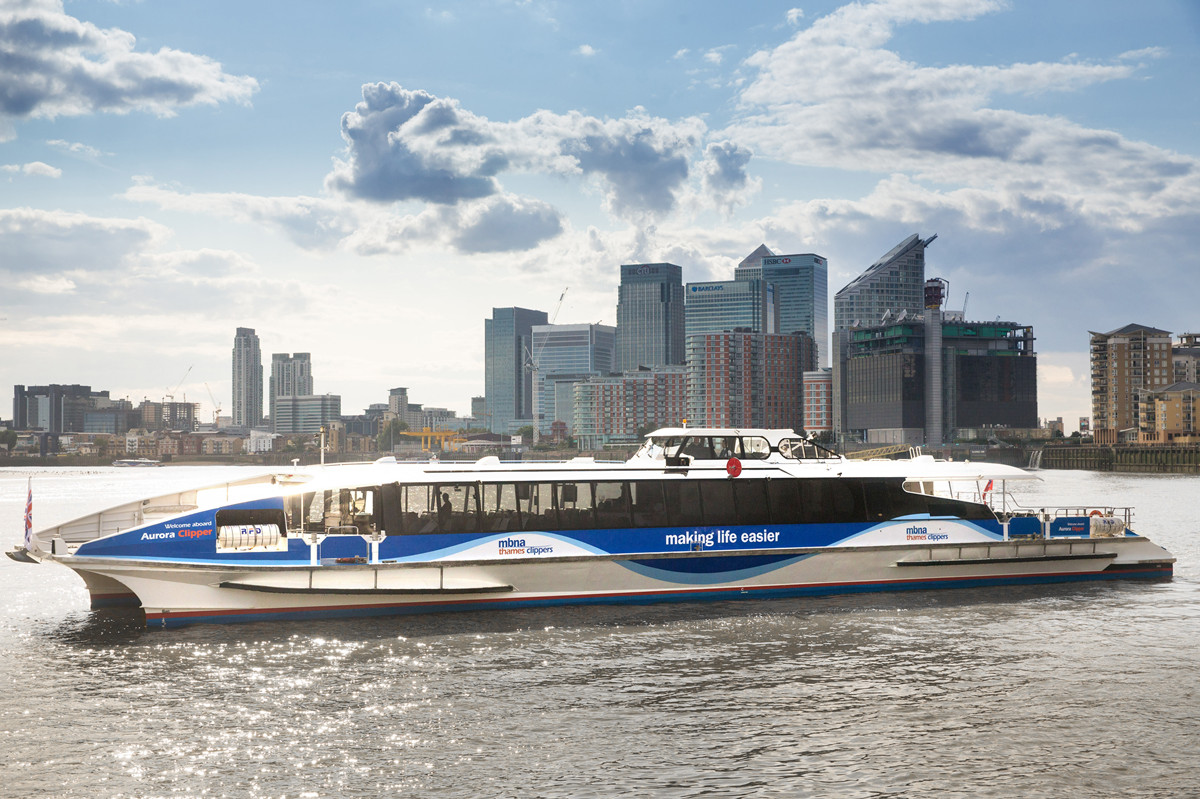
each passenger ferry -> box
[9,428,1174,629]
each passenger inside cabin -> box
[438,492,452,529]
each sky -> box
[2,0,1199,433]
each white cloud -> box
[123,181,358,250]
[726,0,1200,235]
[3,160,61,177]
[16,274,75,293]
[327,82,710,222]
[703,45,734,66]
[0,0,258,140]
[46,139,105,159]
[576,44,597,57]
[786,8,805,25]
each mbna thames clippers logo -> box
[497,537,553,556]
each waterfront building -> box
[530,323,616,435]
[572,366,688,450]
[247,428,280,454]
[83,398,137,436]
[485,307,549,434]
[1089,324,1174,445]
[270,353,313,432]
[614,263,685,372]
[12,384,107,432]
[231,327,263,428]
[1139,382,1200,444]
[803,368,833,437]
[200,434,245,456]
[273,394,342,435]
[685,331,808,430]
[843,318,1037,445]
[735,249,829,366]
[137,400,198,433]
[832,234,936,438]
[1174,333,1200,384]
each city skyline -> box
[3,1,1199,432]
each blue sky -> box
[3,0,1199,431]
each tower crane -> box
[526,287,568,446]
[204,382,222,427]
[165,365,193,403]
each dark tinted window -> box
[556,482,596,530]
[733,480,770,525]
[702,481,736,525]
[631,482,669,527]
[595,482,630,528]
[664,481,704,527]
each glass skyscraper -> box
[614,263,685,372]
[833,234,934,332]
[831,234,936,437]
[484,307,549,434]
[735,252,828,366]
[269,352,313,431]
[684,279,777,339]
[530,323,616,435]
[231,327,263,428]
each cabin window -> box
[288,489,334,534]
[594,482,631,528]
[519,483,558,531]
[890,482,931,518]
[767,480,800,523]
[630,481,669,527]
[827,480,865,523]
[702,481,736,526]
[482,483,521,532]
[679,437,714,461]
[711,436,739,460]
[741,437,771,460]
[862,481,892,521]
[556,482,596,530]
[664,480,704,527]
[379,483,403,535]
[733,480,770,525]
[419,484,478,533]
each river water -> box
[0,466,1196,798]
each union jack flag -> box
[24,477,32,551]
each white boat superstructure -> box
[10,428,1174,628]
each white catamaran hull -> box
[56,535,1174,628]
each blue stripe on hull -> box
[146,565,1173,629]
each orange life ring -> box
[1089,510,1103,518]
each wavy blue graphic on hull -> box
[620,553,814,585]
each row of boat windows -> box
[278,478,992,537]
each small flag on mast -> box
[982,479,994,502]
[24,477,33,551]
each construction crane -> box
[526,287,568,446]
[165,365,193,403]
[204,382,222,427]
